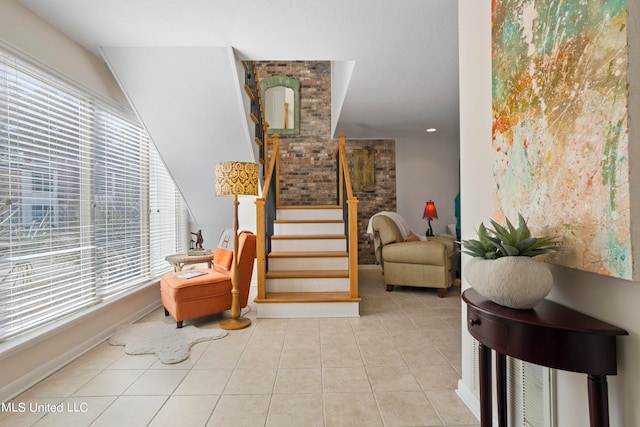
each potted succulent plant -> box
[461,213,566,309]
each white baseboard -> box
[0,282,161,402]
[456,379,482,424]
[257,302,360,318]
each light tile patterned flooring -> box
[2,268,479,427]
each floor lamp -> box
[215,161,258,330]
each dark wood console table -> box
[463,288,627,427]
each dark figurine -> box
[191,230,204,249]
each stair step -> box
[278,205,342,211]
[256,204,357,317]
[269,251,348,258]
[274,219,343,224]
[271,234,345,240]
[254,291,360,303]
[265,276,350,293]
[274,220,344,235]
[255,292,360,318]
[270,235,346,251]
[268,251,348,270]
[277,206,343,221]
[244,84,254,99]
[266,269,349,279]
[265,267,350,293]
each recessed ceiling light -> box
[426,128,437,133]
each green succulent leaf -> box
[484,251,498,259]
[516,214,531,241]
[461,213,567,259]
[462,248,486,258]
[521,248,561,257]
[515,236,538,252]
[501,244,521,256]
[506,216,518,239]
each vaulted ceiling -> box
[17,0,460,242]
[19,0,460,140]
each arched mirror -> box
[260,75,300,135]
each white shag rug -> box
[109,321,227,364]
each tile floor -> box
[1,268,479,427]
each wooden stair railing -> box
[255,132,359,306]
[256,134,280,301]
[333,132,359,300]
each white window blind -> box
[94,107,150,296]
[0,52,99,340]
[0,47,187,341]
[149,147,186,277]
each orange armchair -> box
[160,231,256,328]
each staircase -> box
[254,206,360,317]
[243,61,360,318]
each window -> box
[31,172,53,192]
[0,47,187,341]
[30,205,52,224]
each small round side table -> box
[165,250,215,272]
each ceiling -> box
[18,0,460,141]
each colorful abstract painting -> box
[492,0,631,279]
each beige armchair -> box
[371,215,456,297]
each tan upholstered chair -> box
[371,215,455,297]
[160,231,256,327]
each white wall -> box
[0,1,127,107]
[458,1,640,426]
[396,135,460,237]
[331,60,356,137]
[101,46,256,248]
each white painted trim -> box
[0,282,161,402]
[271,238,346,252]
[274,222,344,235]
[266,277,350,293]
[277,208,343,221]
[257,302,359,318]
[456,379,484,425]
[268,257,349,270]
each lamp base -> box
[426,220,434,237]
[220,316,251,330]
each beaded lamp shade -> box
[215,161,258,197]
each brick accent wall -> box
[345,140,396,265]
[256,61,335,205]
[256,61,396,264]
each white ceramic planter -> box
[464,257,553,309]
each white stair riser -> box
[277,209,343,221]
[269,256,348,270]
[266,277,350,293]
[274,222,344,235]
[257,302,359,318]
[271,239,346,252]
